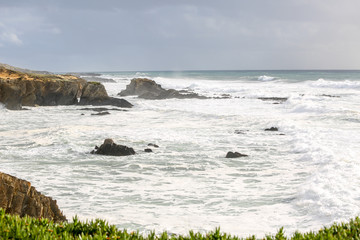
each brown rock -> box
[0,172,66,222]
[118,78,207,99]
[78,82,133,108]
[0,66,133,109]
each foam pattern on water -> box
[1,72,360,237]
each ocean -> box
[1,70,360,237]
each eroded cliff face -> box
[0,172,66,222]
[0,67,87,109]
[0,67,132,109]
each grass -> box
[88,81,101,85]
[1,209,360,239]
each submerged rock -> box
[118,78,207,100]
[0,172,66,222]
[225,152,248,158]
[148,143,159,148]
[91,111,110,116]
[144,148,153,153]
[258,97,288,103]
[265,127,279,131]
[91,139,135,156]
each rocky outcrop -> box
[0,66,132,109]
[118,78,207,100]
[0,172,66,222]
[0,62,51,75]
[225,152,248,158]
[91,139,136,156]
[78,82,132,108]
[265,127,279,131]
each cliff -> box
[0,66,132,110]
[0,172,66,222]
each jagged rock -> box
[225,152,248,158]
[0,172,66,222]
[118,78,207,99]
[144,148,153,152]
[78,82,132,107]
[265,127,279,131]
[91,139,135,156]
[0,67,86,109]
[0,66,133,109]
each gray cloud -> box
[1,0,360,71]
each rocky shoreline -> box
[0,66,132,110]
[0,172,66,222]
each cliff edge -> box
[0,66,132,110]
[0,172,66,222]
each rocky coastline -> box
[0,172,66,222]
[0,66,132,110]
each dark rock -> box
[265,127,279,131]
[234,130,248,134]
[213,94,232,99]
[258,97,288,103]
[91,139,135,156]
[91,111,110,116]
[320,94,340,98]
[144,148,153,152]
[78,82,133,108]
[118,78,207,100]
[148,143,159,148]
[226,152,248,158]
[79,107,127,112]
[0,172,66,222]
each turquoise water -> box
[99,70,360,82]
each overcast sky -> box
[1,0,360,72]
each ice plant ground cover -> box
[1,209,360,240]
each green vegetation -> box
[1,209,360,239]
[88,81,101,85]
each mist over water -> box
[1,70,360,237]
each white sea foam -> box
[258,75,276,81]
[310,79,360,89]
[1,72,360,237]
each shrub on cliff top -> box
[1,208,360,239]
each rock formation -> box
[118,78,207,100]
[0,66,132,110]
[91,139,136,156]
[0,172,66,222]
[78,82,132,108]
[225,152,248,158]
[265,127,279,131]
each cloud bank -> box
[1,0,360,71]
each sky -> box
[1,0,360,72]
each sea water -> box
[1,70,360,237]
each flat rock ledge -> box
[0,172,66,222]
[118,78,207,100]
[91,139,135,156]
